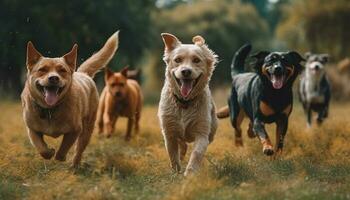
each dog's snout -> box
[48,75,59,84]
[181,69,192,78]
[274,66,283,76]
[115,91,122,97]
[314,64,320,70]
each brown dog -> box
[21,31,119,167]
[96,67,143,140]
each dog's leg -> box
[163,132,181,173]
[247,122,256,138]
[253,118,274,156]
[72,122,94,168]
[103,112,116,138]
[275,116,288,158]
[125,117,134,141]
[134,111,141,135]
[185,135,209,176]
[27,128,55,159]
[55,132,78,161]
[307,107,312,127]
[178,139,187,161]
[233,110,244,146]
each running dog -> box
[21,32,119,167]
[158,33,218,176]
[217,44,304,156]
[299,53,331,127]
[96,67,143,140]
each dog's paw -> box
[184,168,195,177]
[263,147,274,156]
[235,138,244,147]
[40,148,55,160]
[55,153,66,161]
[125,135,131,142]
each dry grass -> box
[0,98,350,200]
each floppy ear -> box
[120,66,129,77]
[161,33,181,52]
[251,51,270,72]
[63,44,78,72]
[192,35,205,46]
[305,52,312,60]
[104,67,113,81]
[320,54,329,63]
[26,41,43,71]
[286,51,305,73]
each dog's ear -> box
[320,54,329,63]
[192,35,205,46]
[26,41,43,71]
[286,51,305,73]
[161,33,181,52]
[305,52,312,60]
[104,67,113,81]
[63,44,78,72]
[120,66,129,77]
[251,51,270,61]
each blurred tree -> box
[276,0,350,60]
[0,0,156,96]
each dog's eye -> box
[193,58,201,64]
[119,83,125,87]
[59,68,67,73]
[174,58,182,63]
[38,68,47,73]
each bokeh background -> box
[1,0,350,102]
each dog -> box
[216,44,304,156]
[298,52,331,127]
[158,33,218,176]
[21,31,119,167]
[96,66,143,140]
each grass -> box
[0,98,350,200]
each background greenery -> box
[0,0,349,101]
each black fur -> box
[226,44,304,155]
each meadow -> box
[0,96,349,200]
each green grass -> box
[0,100,350,200]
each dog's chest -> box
[25,110,74,137]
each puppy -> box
[217,44,304,156]
[158,33,218,176]
[21,32,119,167]
[96,67,143,140]
[299,53,331,126]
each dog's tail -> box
[216,106,230,119]
[78,31,119,78]
[231,44,252,79]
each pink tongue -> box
[44,88,59,106]
[180,80,193,98]
[271,75,284,89]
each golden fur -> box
[96,67,143,140]
[21,32,119,167]
[158,33,218,176]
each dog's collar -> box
[173,93,194,109]
[32,100,58,121]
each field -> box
[0,98,350,200]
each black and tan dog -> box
[217,44,304,156]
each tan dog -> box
[96,67,143,140]
[158,33,218,176]
[21,31,119,167]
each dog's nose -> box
[115,92,122,97]
[314,65,320,70]
[274,66,283,76]
[181,69,192,78]
[48,75,59,84]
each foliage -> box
[276,0,350,60]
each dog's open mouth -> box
[270,74,285,89]
[36,83,64,106]
[175,74,202,98]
